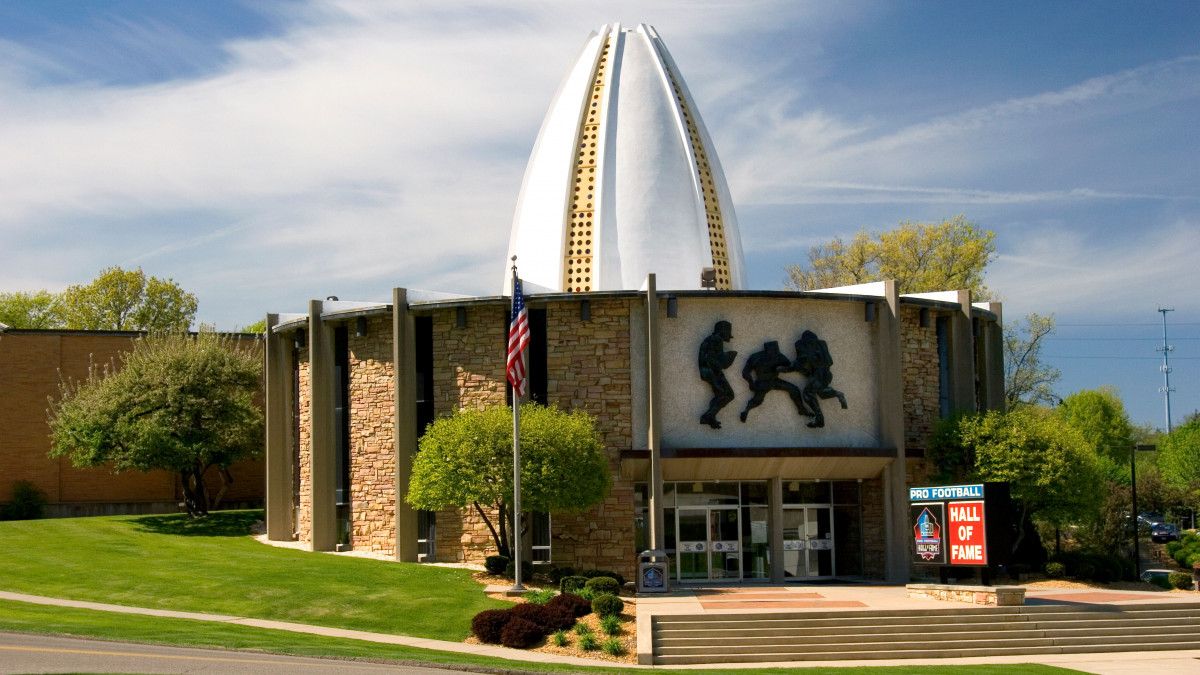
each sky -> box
[1,1,1198,429]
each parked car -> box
[1151,522,1180,543]
[1141,568,1174,584]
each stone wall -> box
[901,306,940,452]
[860,476,886,579]
[544,298,635,580]
[295,351,312,543]
[347,315,396,555]
[431,305,507,414]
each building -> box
[0,328,265,516]
[263,23,1004,583]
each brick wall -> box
[544,298,636,580]
[901,306,940,452]
[860,476,886,579]
[0,331,264,508]
[431,305,507,414]
[295,351,312,542]
[347,316,397,554]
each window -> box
[531,511,551,563]
[936,316,951,418]
[417,510,436,562]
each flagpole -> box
[510,257,524,592]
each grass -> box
[0,510,507,640]
[0,600,1083,675]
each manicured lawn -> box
[0,600,1082,675]
[0,511,507,640]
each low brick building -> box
[262,23,1004,583]
[0,328,265,516]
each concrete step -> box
[655,615,1200,639]
[655,623,1200,648]
[650,601,1200,664]
[654,629,1200,655]
[654,640,1200,665]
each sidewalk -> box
[5,587,1200,672]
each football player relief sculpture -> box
[697,323,848,429]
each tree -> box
[48,332,262,517]
[0,290,62,328]
[1057,387,1135,472]
[931,406,1101,555]
[784,215,996,296]
[1158,417,1200,495]
[60,266,197,331]
[406,404,611,559]
[1004,313,1060,409]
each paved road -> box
[0,632,479,675]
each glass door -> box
[677,507,741,581]
[677,508,709,581]
[782,506,835,578]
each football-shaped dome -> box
[505,23,746,294]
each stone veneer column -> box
[265,314,295,540]
[877,281,909,582]
[308,300,338,552]
[393,288,419,561]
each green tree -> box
[931,407,1101,554]
[1158,417,1200,496]
[0,290,63,328]
[784,215,996,296]
[1057,387,1135,471]
[60,266,197,331]
[1004,313,1060,409]
[48,332,262,517]
[406,404,611,558]
[240,319,268,333]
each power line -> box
[1044,355,1200,360]
[1047,337,1200,341]
[1057,321,1200,327]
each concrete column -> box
[308,300,338,552]
[769,477,785,583]
[984,302,1005,412]
[392,288,419,562]
[877,281,909,582]
[950,290,977,414]
[645,274,665,552]
[264,314,295,540]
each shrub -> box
[1170,572,1193,590]
[578,633,598,651]
[1074,561,1096,581]
[524,588,556,605]
[560,575,588,594]
[1044,562,1065,578]
[1,481,46,521]
[500,616,545,649]
[584,576,620,596]
[471,609,511,644]
[484,555,510,575]
[552,629,568,647]
[1151,574,1173,590]
[592,594,625,617]
[549,566,576,584]
[573,622,593,636]
[510,602,551,628]
[547,592,592,618]
[543,603,578,631]
[601,637,625,656]
[504,558,534,582]
[600,614,622,636]
[579,569,626,587]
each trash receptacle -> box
[637,549,670,594]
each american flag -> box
[507,276,530,398]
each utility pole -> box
[1157,307,1175,433]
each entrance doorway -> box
[782,506,834,578]
[677,507,741,581]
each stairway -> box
[651,602,1200,664]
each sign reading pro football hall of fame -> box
[909,483,1005,568]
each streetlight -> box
[1130,442,1157,578]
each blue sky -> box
[1,1,1198,428]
